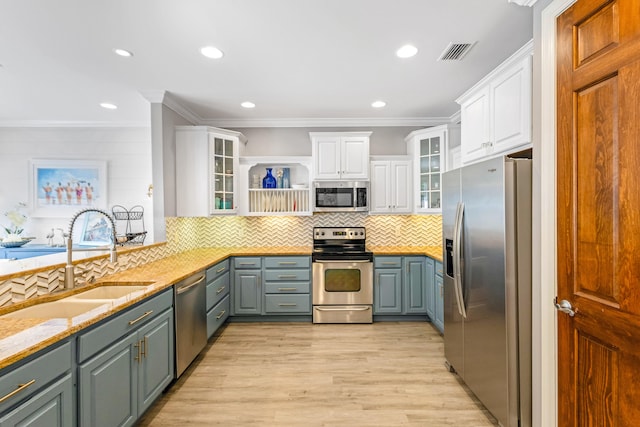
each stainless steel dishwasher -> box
[174,272,207,377]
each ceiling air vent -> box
[437,42,476,61]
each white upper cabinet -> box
[310,132,371,180]
[405,124,459,214]
[370,158,412,214]
[176,126,246,216]
[457,40,533,165]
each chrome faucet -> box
[64,208,118,289]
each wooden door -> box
[557,0,640,425]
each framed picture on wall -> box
[29,159,107,217]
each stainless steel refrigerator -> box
[442,155,532,427]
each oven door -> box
[312,259,373,305]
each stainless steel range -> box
[312,226,373,324]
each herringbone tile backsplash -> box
[166,214,442,252]
[1,214,441,307]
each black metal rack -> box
[111,205,147,245]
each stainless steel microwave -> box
[313,181,369,212]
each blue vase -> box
[262,168,277,188]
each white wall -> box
[233,126,425,156]
[0,127,153,244]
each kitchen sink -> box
[69,285,151,300]
[0,300,108,319]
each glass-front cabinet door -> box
[210,134,236,213]
[176,126,244,217]
[419,135,442,210]
[406,124,459,214]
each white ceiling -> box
[0,0,533,127]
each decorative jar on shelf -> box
[262,168,277,188]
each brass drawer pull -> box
[277,287,298,292]
[216,310,226,320]
[216,286,226,294]
[239,262,257,266]
[278,262,297,265]
[216,267,226,273]
[128,310,153,326]
[0,379,36,403]
[278,275,297,279]
[278,303,297,307]
[381,262,399,265]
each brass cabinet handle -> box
[134,342,141,362]
[216,310,226,320]
[216,286,226,294]
[141,337,148,359]
[277,287,298,292]
[381,262,398,265]
[0,379,36,403]
[128,310,153,326]
[278,262,297,265]
[278,275,297,279]
[239,262,257,266]
[278,303,297,307]
[216,267,226,273]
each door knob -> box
[554,298,575,317]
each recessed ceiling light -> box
[396,44,418,58]
[372,100,387,108]
[100,102,118,110]
[113,48,133,57]
[201,46,224,59]
[241,101,256,109]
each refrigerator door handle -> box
[453,202,467,319]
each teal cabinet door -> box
[374,269,402,314]
[0,374,73,427]
[425,258,436,320]
[233,270,262,315]
[78,333,138,427]
[137,309,174,415]
[403,257,428,314]
[434,274,444,333]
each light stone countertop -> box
[0,245,442,370]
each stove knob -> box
[360,231,364,236]
[321,232,325,236]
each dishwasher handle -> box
[176,275,205,295]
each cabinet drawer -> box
[264,269,310,282]
[374,256,402,268]
[435,261,443,277]
[0,342,71,413]
[206,259,230,282]
[233,257,262,269]
[77,288,173,363]
[264,256,310,269]
[264,282,310,294]
[206,272,230,310]
[264,294,310,314]
[207,295,230,338]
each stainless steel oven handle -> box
[313,259,372,264]
[314,306,371,312]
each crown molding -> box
[0,120,149,128]
[140,90,202,125]
[200,116,456,128]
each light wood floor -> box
[136,322,498,426]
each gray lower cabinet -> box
[263,256,311,315]
[433,260,444,333]
[206,259,230,337]
[233,257,262,315]
[374,256,427,315]
[0,342,73,427]
[77,289,174,427]
[403,256,428,314]
[425,258,436,320]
